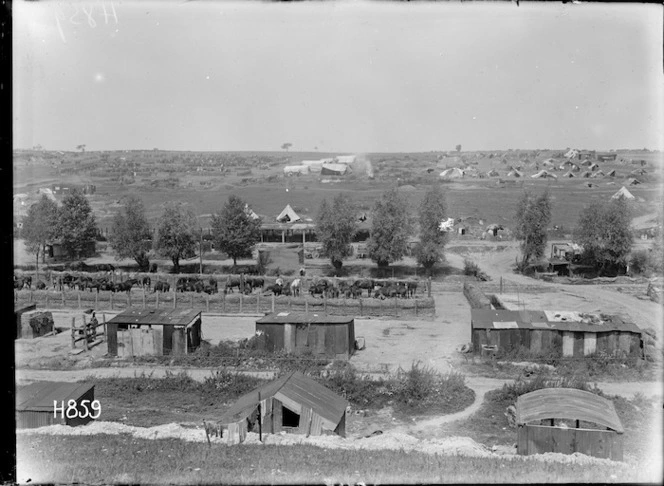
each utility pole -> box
[199,226,203,276]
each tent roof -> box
[276,204,302,223]
[219,371,349,428]
[612,186,635,200]
[516,388,623,433]
[440,167,464,178]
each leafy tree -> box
[22,195,58,268]
[574,198,632,275]
[367,188,412,269]
[513,190,552,270]
[211,195,262,267]
[281,142,292,151]
[316,194,358,272]
[76,144,86,152]
[154,203,198,273]
[109,196,152,271]
[414,184,448,272]
[456,144,462,153]
[54,189,98,259]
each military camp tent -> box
[335,155,356,165]
[612,186,635,200]
[580,159,593,166]
[486,169,500,177]
[627,178,641,186]
[605,169,616,178]
[630,168,648,176]
[542,159,556,168]
[440,167,465,179]
[283,165,310,176]
[564,149,579,159]
[571,164,581,172]
[531,170,557,179]
[244,204,260,220]
[589,163,600,171]
[276,204,302,223]
[591,170,605,178]
[215,371,349,444]
[321,163,348,176]
[561,171,575,178]
[301,160,323,173]
[507,169,523,178]
[580,171,592,178]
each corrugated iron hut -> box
[16,381,95,429]
[470,309,642,358]
[15,304,36,339]
[516,388,624,461]
[256,313,355,359]
[217,371,349,444]
[106,309,202,357]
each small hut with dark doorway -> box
[216,371,349,444]
[256,312,355,359]
[516,388,624,461]
[105,309,202,357]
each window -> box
[282,407,300,428]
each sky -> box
[13,0,664,153]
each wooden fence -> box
[13,288,435,318]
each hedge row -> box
[13,290,435,318]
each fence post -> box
[271,294,275,313]
[156,290,160,309]
[62,290,65,307]
[359,298,363,317]
[174,291,177,309]
[257,293,260,313]
[83,315,89,351]
[500,276,503,294]
[305,297,308,314]
[288,295,292,312]
[395,297,398,317]
[128,291,132,308]
[29,289,32,303]
[143,288,146,309]
[71,317,76,349]
[323,293,327,313]
[428,277,432,298]
[191,293,194,309]
[102,313,106,337]
[46,293,50,307]
[240,293,244,313]
[110,291,114,310]
[222,292,226,313]
[95,291,98,310]
[206,293,210,313]
[415,298,418,316]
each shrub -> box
[629,250,649,275]
[492,374,604,406]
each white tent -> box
[591,170,605,178]
[276,204,302,223]
[438,218,455,232]
[301,160,323,173]
[580,171,592,178]
[580,159,593,166]
[561,171,575,178]
[627,178,641,186]
[564,149,579,159]
[611,186,635,200]
[605,169,616,177]
[283,165,310,176]
[507,169,523,178]
[320,163,348,176]
[439,167,464,179]
[531,170,557,179]
[335,155,356,165]
[486,168,500,177]
[244,204,260,220]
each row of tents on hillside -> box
[439,166,645,182]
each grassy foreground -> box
[16,434,644,485]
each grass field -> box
[16,433,649,485]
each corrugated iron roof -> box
[516,388,624,433]
[257,313,354,325]
[16,381,94,412]
[470,309,641,333]
[219,371,348,427]
[106,309,201,326]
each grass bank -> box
[16,434,645,485]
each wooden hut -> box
[470,309,643,358]
[216,371,348,444]
[516,388,624,461]
[16,381,95,429]
[256,313,355,359]
[105,309,202,357]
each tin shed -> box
[516,388,624,461]
[256,313,355,359]
[16,381,95,429]
[106,309,202,357]
[216,371,349,444]
[470,309,642,358]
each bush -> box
[463,259,490,281]
[492,374,604,406]
[629,250,649,275]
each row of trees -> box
[514,190,636,275]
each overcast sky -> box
[13,0,663,152]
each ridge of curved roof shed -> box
[516,388,623,433]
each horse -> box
[290,278,301,297]
[153,281,170,292]
[140,276,151,290]
[353,279,374,298]
[225,275,242,293]
[264,283,283,296]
